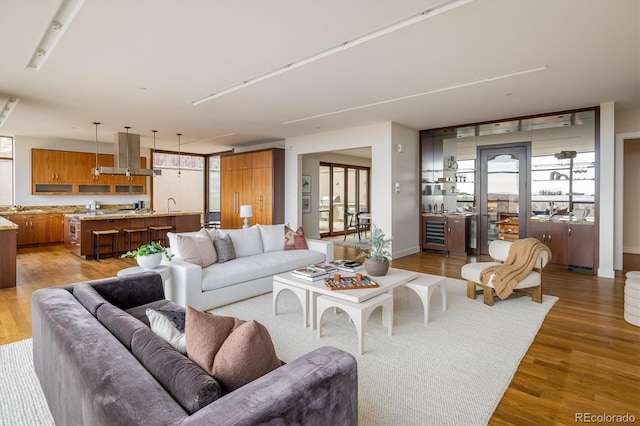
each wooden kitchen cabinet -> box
[422,214,471,256]
[447,215,471,256]
[527,220,567,266]
[220,149,284,229]
[566,223,595,269]
[32,149,75,193]
[32,149,147,195]
[12,214,49,246]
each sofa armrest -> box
[181,346,357,426]
[162,258,204,308]
[306,239,334,262]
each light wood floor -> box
[2,244,639,425]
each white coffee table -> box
[273,268,418,353]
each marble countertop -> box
[422,212,476,218]
[67,210,202,220]
[0,216,18,230]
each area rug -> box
[0,281,557,426]
[0,338,54,426]
[212,279,558,426]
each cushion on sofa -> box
[131,326,222,414]
[185,307,280,393]
[185,307,245,372]
[257,224,285,252]
[284,225,308,250]
[126,299,182,326]
[213,234,236,263]
[178,232,217,267]
[218,226,264,258]
[73,283,109,316]
[167,230,205,259]
[96,303,148,350]
[147,308,187,354]
[91,272,166,311]
[201,250,326,292]
[211,320,281,392]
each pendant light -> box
[151,130,158,177]
[93,122,100,177]
[176,133,182,178]
[124,126,131,177]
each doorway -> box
[319,163,369,237]
[478,143,530,254]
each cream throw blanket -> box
[480,238,551,299]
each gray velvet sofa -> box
[32,272,358,426]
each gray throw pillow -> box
[213,234,236,263]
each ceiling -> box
[0,0,638,154]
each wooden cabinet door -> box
[221,169,252,228]
[566,223,594,269]
[545,222,567,265]
[447,216,469,256]
[32,150,57,184]
[252,167,273,205]
[251,150,272,169]
[13,215,31,246]
[47,214,64,243]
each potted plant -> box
[121,241,174,270]
[357,224,392,276]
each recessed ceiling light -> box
[0,97,19,128]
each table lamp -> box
[240,205,253,229]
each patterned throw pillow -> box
[213,234,236,263]
[284,225,308,250]
[146,308,187,354]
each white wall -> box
[13,135,150,207]
[284,121,420,259]
[599,101,615,278]
[390,122,421,258]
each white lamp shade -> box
[239,205,253,218]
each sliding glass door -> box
[318,163,369,237]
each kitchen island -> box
[0,217,18,288]
[64,210,201,259]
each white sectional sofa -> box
[162,224,334,310]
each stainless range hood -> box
[100,131,160,176]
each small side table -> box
[117,265,170,295]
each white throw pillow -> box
[257,224,285,252]
[177,233,217,267]
[146,308,187,354]
[167,230,205,260]
[219,226,264,258]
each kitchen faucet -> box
[167,197,176,213]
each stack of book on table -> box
[329,260,364,273]
[291,263,337,281]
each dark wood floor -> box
[2,244,639,425]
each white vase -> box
[137,253,162,270]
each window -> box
[0,136,13,206]
[152,151,204,214]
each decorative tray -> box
[324,274,379,290]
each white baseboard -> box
[392,245,421,259]
[624,246,640,255]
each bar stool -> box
[148,225,173,246]
[122,227,148,252]
[93,229,119,261]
